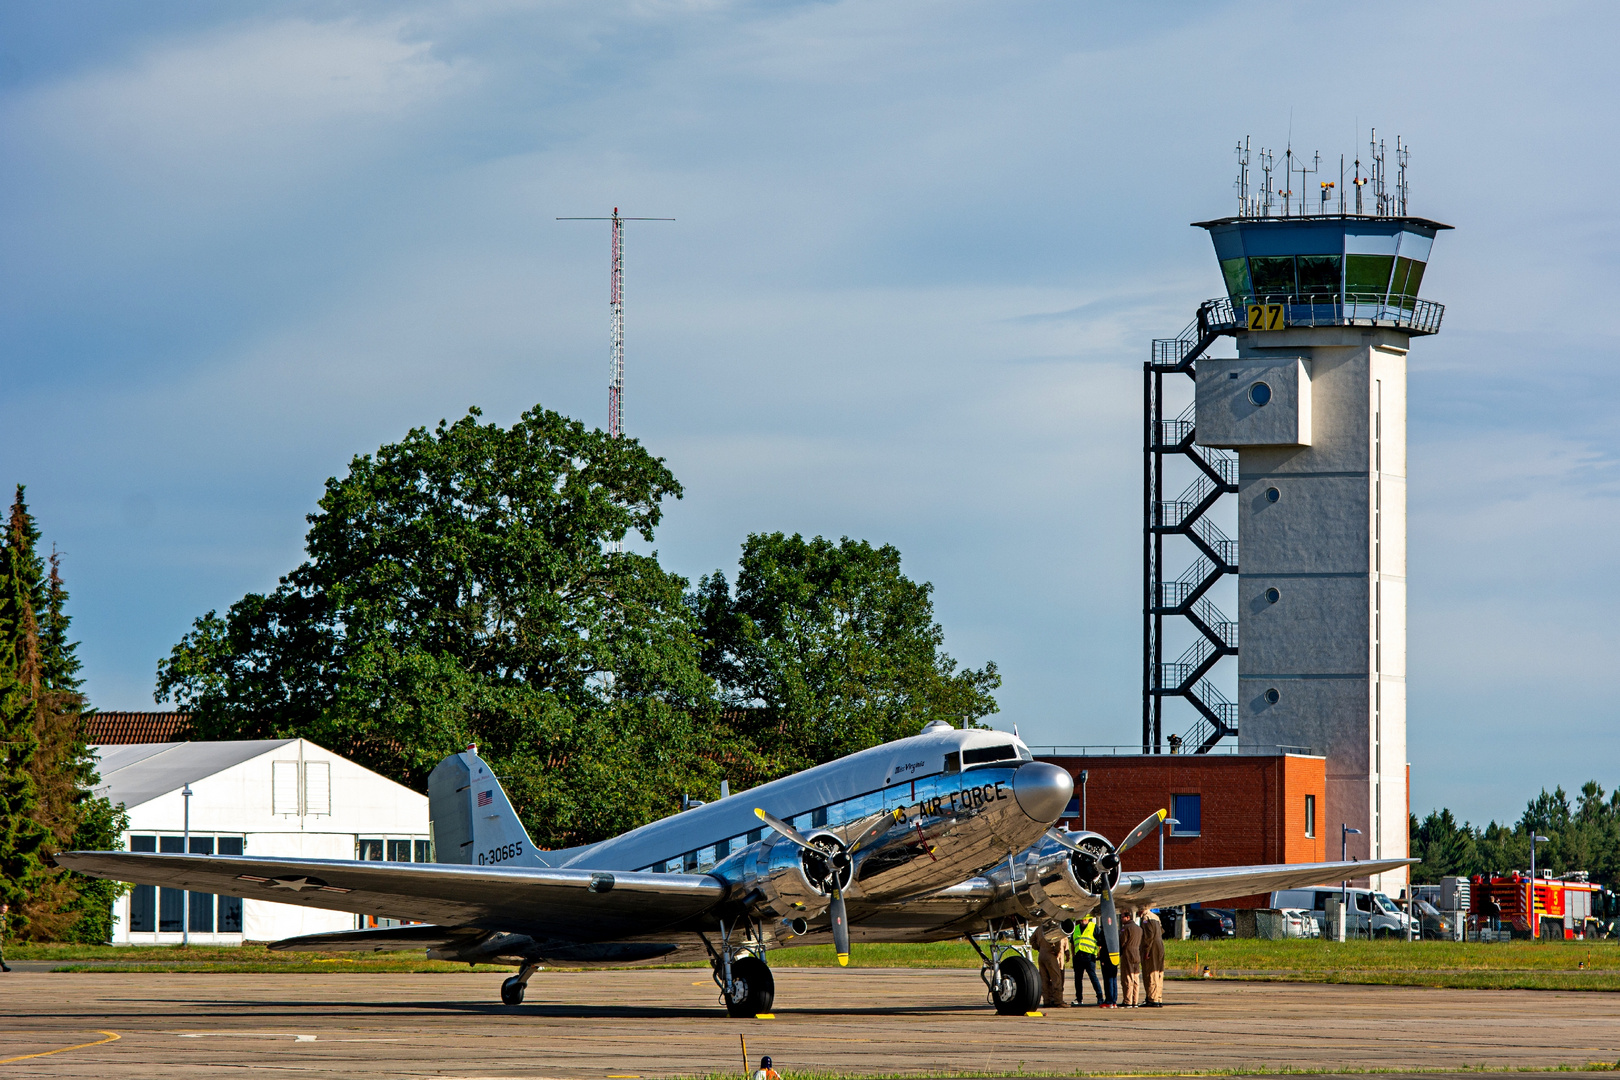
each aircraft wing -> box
[1109,858,1418,912]
[55,851,726,942]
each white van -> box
[1270,887,1413,938]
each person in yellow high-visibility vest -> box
[1070,915,1104,1006]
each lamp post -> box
[181,784,193,946]
[1079,770,1088,831]
[1159,817,1180,871]
[1529,833,1550,939]
[1341,825,1362,940]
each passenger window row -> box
[638,757,1026,875]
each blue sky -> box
[2,1,1616,826]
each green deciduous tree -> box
[157,406,730,848]
[691,533,1000,775]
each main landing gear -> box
[500,960,541,1005]
[706,919,776,1018]
[967,921,1042,1016]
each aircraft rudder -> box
[427,746,545,867]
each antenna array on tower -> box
[1233,130,1413,220]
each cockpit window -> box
[961,744,1019,766]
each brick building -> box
[1037,750,1326,906]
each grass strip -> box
[674,1065,1620,1079]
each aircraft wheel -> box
[990,955,1040,1016]
[500,975,526,1005]
[724,957,775,1018]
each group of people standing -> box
[1034,907,1165,1009]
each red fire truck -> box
[1470,872,1602,939]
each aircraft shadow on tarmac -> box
[197,997,991,1020]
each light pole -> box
[1080,770,1088,831]
[181,784,193,946]
[1341,825,1362,940]
[1159,817,1180,871]
[1529,833,1550,939]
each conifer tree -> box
[0,487,49,937]
[0,487,124,941]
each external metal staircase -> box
[1144,302,1240,754]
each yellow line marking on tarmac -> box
[754,1013,775,1019]
[0,1030,120,1064]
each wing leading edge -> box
[1105,857,1418,913]
[54,851,726,941]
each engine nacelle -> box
[715,831,850,922]
[1007,830,1124,919]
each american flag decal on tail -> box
[477,790,494,807]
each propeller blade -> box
[1098,889,1121,966]
[754,807,814,851]
[849,808,905,855]
[830,888,850,967]
[1116,809,1168,856]
[1046,828,1086,853]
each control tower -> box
[1145,140,1449,895]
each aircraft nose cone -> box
[1012,761,1074,824]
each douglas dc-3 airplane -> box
[60,722,1412,1016]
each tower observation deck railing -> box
[1204,294,1445,336]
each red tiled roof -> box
[85,711,194,744]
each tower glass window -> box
[1220,258,1252,300]
[1170,794,1201,836]
[1248,256,1296,298]
[1305,794,1317,838]
[1248,382,1272,406]
[1264,587,1280,604]
[1344,255,1395,302]
[1295,255,1341,298]
[1265,487,1280,503]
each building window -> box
[1170,794,1202,836]
[415,839,433,862]
[1264,587,1281,604]
[1265,487,1280,503]
[357,839,384,860]
[387,840,412,862]
[1248,381,1273,407]
[1305,795,1317,838]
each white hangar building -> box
[93,738,430,944]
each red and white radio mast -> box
[558,208,673,438]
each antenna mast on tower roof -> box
[558,209,675,438]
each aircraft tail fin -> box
[428,748,548,868]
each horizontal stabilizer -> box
[271,923,477,953]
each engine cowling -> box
[715,830,851,922]
[1008,830,1123,919]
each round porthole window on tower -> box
[1264,688,1281,705]
[1264,587,1281,604]
[1248,381,1273,406]
[1265,487,1280,503]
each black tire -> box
[990,954,1041,1016]
[500,976,526,1005]
[724,956,775,1018]
[1197,932,1212,941]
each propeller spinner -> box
[1047,808,1166,965]
[754,806,903,967]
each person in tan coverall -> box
[1141,908,1166,1006]
[1119,911,1143,1006]
[1034,919,1072,1007]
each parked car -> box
[1187,906,1234,940]
[1278,907,1319,938]
[1269,887,1414,938]
[1412,897,1454,940]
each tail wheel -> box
[725,956,775,1018]
[500,976,526,1005]
[990,955,1041,1016]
